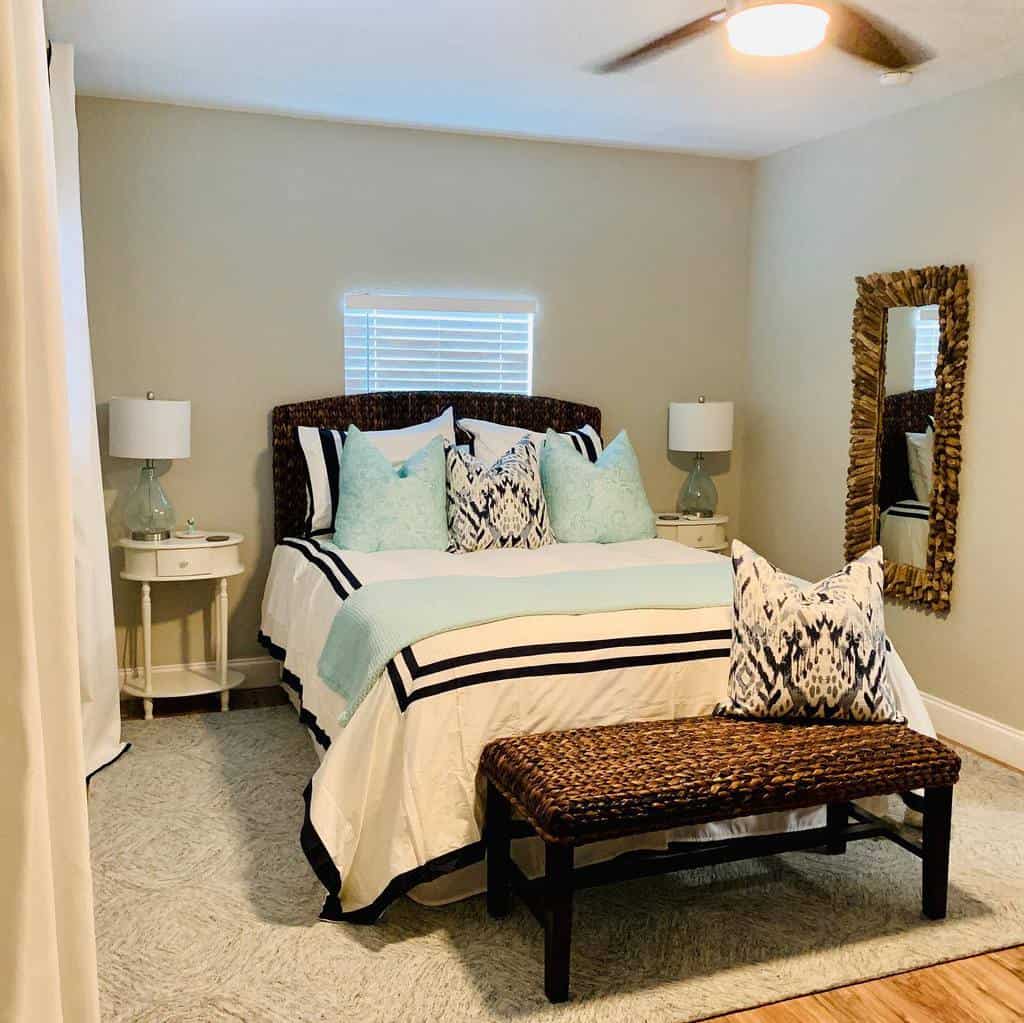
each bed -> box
[880,499,930,567]
[878,388,935,568]
[260,391,935,923]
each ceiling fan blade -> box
[828,3,930,69]
[595,10,726,73]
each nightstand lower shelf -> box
[123,666,246,704]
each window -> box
[344,294,535,394]
[913,305,940,390]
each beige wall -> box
[79,98,753,668]
[742,73,1024,728]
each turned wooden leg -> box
[922,786,953,920]
[485,782,511,919]
[141,582,153,721]
[217,577,229,711]
[826,802,848,855]
[543,842,574,1003]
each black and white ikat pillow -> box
[446,438,554,553]
[717,540,904,724]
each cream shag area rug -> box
[90,706,1024,1022]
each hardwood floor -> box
[714,946,1024,1022]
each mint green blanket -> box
[318,561,733,723]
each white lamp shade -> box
[669,401,733,453]
[109,397,191,460]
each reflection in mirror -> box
[878,305,939,568]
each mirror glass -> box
[877,305,939,568]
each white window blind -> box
[913,306,940,390]
[344,294,535,394]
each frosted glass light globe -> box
[726,3,830,57]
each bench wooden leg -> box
[922,785,953,920]
[826,802,848,855]
[543,842,574,1003]
[486,781,512,919]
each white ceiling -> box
[44,0,1024,158]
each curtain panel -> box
[49,43,127,779]
[0,4,102,1020]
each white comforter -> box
[260,537,933,921]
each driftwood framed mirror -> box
[844,265,970,614]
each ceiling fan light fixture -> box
[726,2,830,57]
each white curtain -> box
[49,43,128,779]
[0,3,101,1021]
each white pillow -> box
[297,408,455,536]
[357,408,455,463]
[906,426,934,504]
[457,417,602,466]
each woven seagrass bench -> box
[480,715,961,1003]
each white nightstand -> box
[656,514,729,553]
[118,532,245,719]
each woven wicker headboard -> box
[879,387,935,514]
[271,391,602,542]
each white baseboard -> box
[119,655,281,695]
[922,692,1024,772]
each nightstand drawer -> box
[156,548,219,577]
[120,533,244,582]
[674,522,726,549]
[656,515,728,551]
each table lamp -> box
[109,392,191,540]
[668,397,733,518]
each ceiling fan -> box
[596,1,931,73]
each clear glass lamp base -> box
[124,462,176,541]
[677,455,717,518]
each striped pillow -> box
[562,426,603,461]
[296,408,455,537]
[296,426,345,537]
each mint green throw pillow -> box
[333,427,448,552]
[540,429,656,543]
